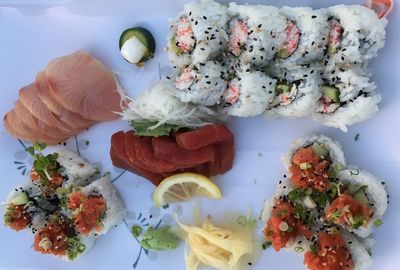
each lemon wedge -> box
[153,173,222,207]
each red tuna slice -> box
[4,110,61,145]
[132,134,179,173]
[152,136,216,166]
[217,140,235,173]
[18,83,76,134]
[176,124,234,150]
[44,50,122,121]
[35,72,96,130]
[111,131,164,185]
[14,100,68,142]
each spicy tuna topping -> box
[67,191,106,235]
[304,232,354,270]
[175,16,195,53]
[229,18,249,56]
[326,193,373,229]
[34,220,73,256]
[264,200,312,251]
[4,204,31,231]
[289,145,331,192]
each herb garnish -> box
[374,219,383,228]
[130,120,187,137]
[26,143,60,181]
[310,244,318,255]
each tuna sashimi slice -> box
[130,134,178,173]
[44,50,122,121]
[152,136,216,166]
[18,83,76,133]
[35,72,96,130]
[176,124,234,150]
[14,100,68,142]
[4,110,60,145]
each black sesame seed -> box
[262,86,266,89]
[268,91,273,94]
[258,24,262,28]
[204,31,209,34]
[312,15,317,19]
[166,76,171,80]
[195,21,198,25]
[206,81,211,84]
[283,174,287,178]
[341,56,345,61]
[207,27,212,30]
[200,48,205,51]
[253,38,257,41]
[269,82,273,85]
[311,41,315,46]
[310,70,314,74]
[248,262,253,266]
[381,181,386,185]
[203,16,207,20]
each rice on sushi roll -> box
[226,4,286,67]
[166,0,228,68]
[33,213,96,261]
[325,168,388,238]
[222,67,276,117]
[173,60,227,106]
[324,5,387,68]
[313,66,381,132]
[273,7,329,69]
[66,175,126,237]
[56,149,97,189]
[265,65,322,119]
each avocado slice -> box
[352,185,369,205]
[276,48,291,59]
[322,85,340,103]
[169,35,182,55]
[10,191,29,205]
[312,142,329,160]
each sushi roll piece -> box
[303,230,372,270]
[166,0,228,68]
[222,67,276,117]
[324,5,387,68]
[325,168,388,238]
[4,182,47,233]
[265,65,322,118]
[262,178,315,253]
[172,60,227,106]
[283,134,346,192]
[313,66,381,132]
[33,213,96,261]
[226,4,287,67]
[66,175,126,236]
[273,7,329,69]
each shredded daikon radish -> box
[120,80,220,129]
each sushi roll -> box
[324,5,387,68]
[33,213,96,261]
[222,67,276,117]
[303,230,372,270]
[66,175,126,236]
[4,182,46,233]
[166,0,228,67]
[313,66,381,132]
[273,7,329,69]
[325,168,388,238]
[172,60,227,106]
[226,4,287,67]
[265,65,322,118]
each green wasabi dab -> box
[140,226,180,251]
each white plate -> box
[0,0,399,269]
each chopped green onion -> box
[262,241,272,250]
[288,189,306,202]
[351,215,364,229]
[67,251,77,260]
[310,244,318,255]
[300,162,312,170]
[330,209,341,221]
[77,243,86,253]
[295,246,304,253]
[374,219,383,228]
[237,216,247,226]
